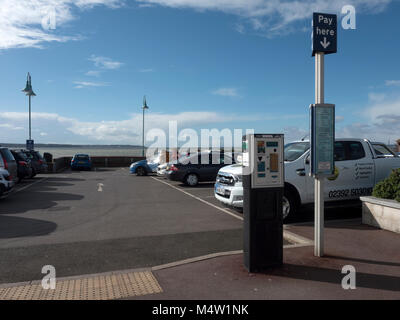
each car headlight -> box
[233,175,242,183]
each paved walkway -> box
[1,217,399,299]
[134,219,400,300]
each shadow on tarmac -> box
[268,263,400,292]
[0,215,57,239]
[324,255,400,268]
[0,188,84,215]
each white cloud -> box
[89,55,123,70]
[139,68,155,73]
[212,87,239,97]
[283,126,308,143]
[335,115,344,123]
[337,94,400,142]
[0,0,125,50]
[385,80,400,87]
[368,92,386,102]
[136,0,392,36]
[85,70,101,77]
[73,81,109,88]
[0,110,253,144]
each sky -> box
[0,0,400,146]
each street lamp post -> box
[22,73,36,148]
[142,96,149,157]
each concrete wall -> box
[361,196,400,234]
[48,156,145,172]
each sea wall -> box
[48,156,146,172]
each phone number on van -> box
[328,187,373,198]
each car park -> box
[71,154,92,170]
[11,150,33,181]
[21,150,48,176]
[214,138,400,220]
[166,151,237,186]
[0,147,18,183]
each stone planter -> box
[360,196,400,234]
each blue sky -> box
[0,0,400,145]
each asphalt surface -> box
[0,168,245,283]
[0,168,361,284]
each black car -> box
[0,147,18,183]
[166,152,237,186]
[21,150,48,176]
[11,150,34,181]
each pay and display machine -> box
[242,134,284,272]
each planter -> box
[360,196,400,234]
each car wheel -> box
[136,166,147,176]
[185,173,199,186]
[283,190,297,221]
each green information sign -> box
[310,104,335,176]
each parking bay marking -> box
[151,177,314,246]
[14,178,48,194]
[151,177,244,221]
[97,183,104,192]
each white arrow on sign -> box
[97,183,104,192]
[320,37,330,49]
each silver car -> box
[0,168,15,198]
[0,148,18,183]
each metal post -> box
[314,52,324,257]
[142,107,145,157]
[29,95,32,140]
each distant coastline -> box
[0,143,143,149]
[0,143,145,158]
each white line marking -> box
[151,177,313,245]
[14,178,47,194]
[151,177,243,221]
[282,229,313,245]
[97,183,104,192]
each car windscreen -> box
[34,151,45,160]
[371,143,396,157]
[75,155,90,161]
[284,142,310,162]
[1,149,16,162]
[13,152,28,161]
[23,152,35,160]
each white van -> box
[214,139,400,220]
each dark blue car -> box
[71,154,92,170]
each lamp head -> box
[142,96,149,109]
[22,72,36,96]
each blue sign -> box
[310,104,335,176]
[312,12,337,56]
[26,139,34,151]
